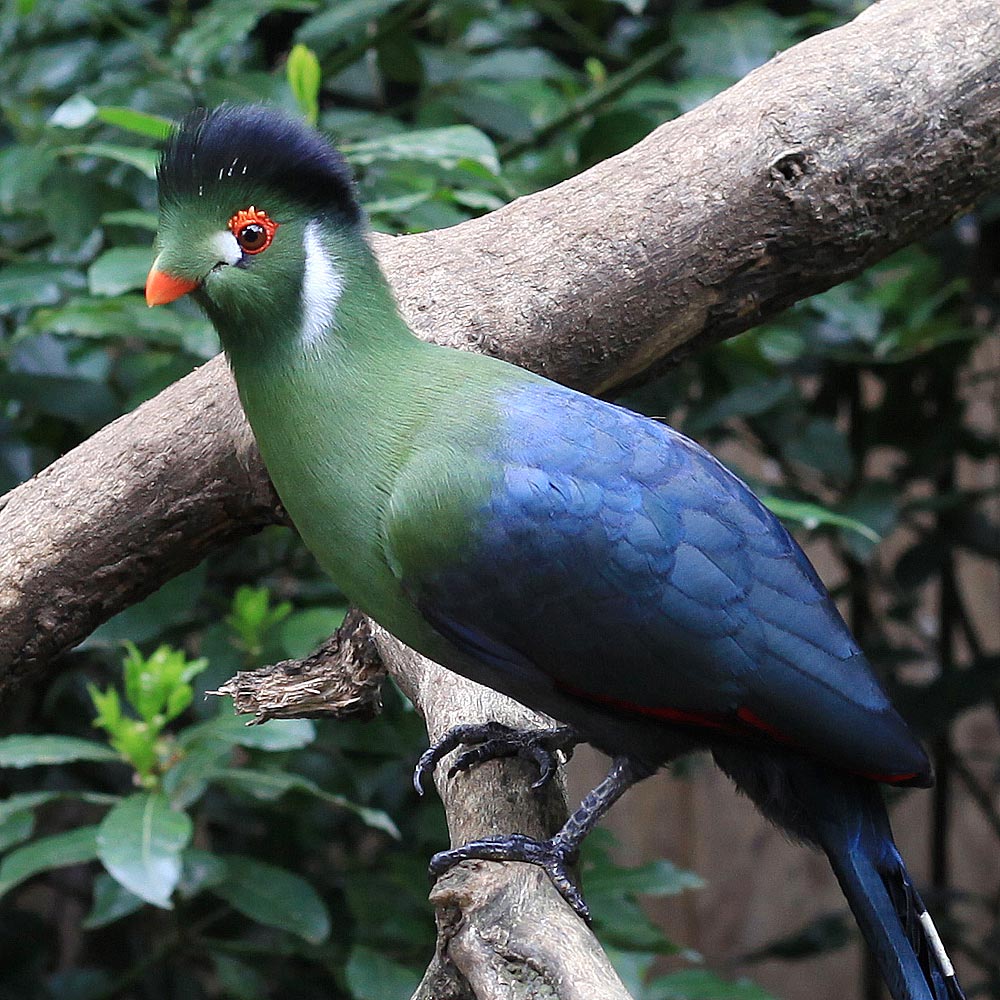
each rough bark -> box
[0,370,282,698]
[381,631,635,1000]
[209,608,384,722]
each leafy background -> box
[1,1,998,999]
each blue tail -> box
[824,820,963,1000]
[714,750,964,1000]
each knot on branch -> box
[210,607,384,723]
[769,148,816,188]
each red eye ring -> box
[228,206,279,255]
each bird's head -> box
[146,105,363,353]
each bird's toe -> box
[428,833,590,922]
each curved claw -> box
[429,833,590,923]
[414,722,580,796]
[425,755,649,927]
[413,722,515,795]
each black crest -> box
[157,104,361,224]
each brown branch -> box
[0,369,282,697]
[2,0,999,696]
[209,608,383,722]
[377,630,635,1000]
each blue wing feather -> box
[392,381,928,783]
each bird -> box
[146,104,963,1000]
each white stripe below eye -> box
[300,219,343,349]
[212,230,242,266]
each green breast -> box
[230,327,518,655]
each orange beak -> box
[145,263,199,306]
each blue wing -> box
[390,381,928,784]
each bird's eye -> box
[227,205,278,256]
[238,223,268,253]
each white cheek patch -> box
[299,219,344,349]
[211,230,242,266]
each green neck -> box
[217,227,416,372]
[218,227,431,617]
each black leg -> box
[428,754,655,922]
[413,721,581,794]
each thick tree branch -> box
[2,0,998,692]
[380,631,635,1000]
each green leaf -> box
[343,126,500,174]
[685,377,795,433]
[31,294,201,347]
[0,262,68,312]
[87,565,209,645]
[648,969,775,1000]
[0,735,118,768]
[227,718,316,750]
[0,372,118,426]
[675,4,802,82]
[88,246,153,297]
[162,737,235,810]
[276,605,346,658]
[287,43,321,125]
[175,0,314,66]
[165,684,194,720]
[62,143,159,179]
[211,768,400,838]
[169,715,317,806]
[91,643,205,776]
[586,857,703,898]
[207,715,316,750]
[0,826,100,897]
[0,811,35,852]
[0,792,62,822]
[0,791,118,824]
[784,417,854,480]
[212,855,330,943]
[212,953,268,1000]
[345,945,421,1000]
[225,584,293,657]
[461,48,567,83]
[121,642,208,725]
[295,0,402,55]
[450,189,506,213]
[837,483,899,562]
[0,145,55,213]
[95,107,172,141]
[88,684,122,733]
[582,832,692,953]
[100,209,159,231]
[96,793,192,908]
[83,872,145,929]
[179,712,316,752]
[178,848,228,897]
[762,496,881,543]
